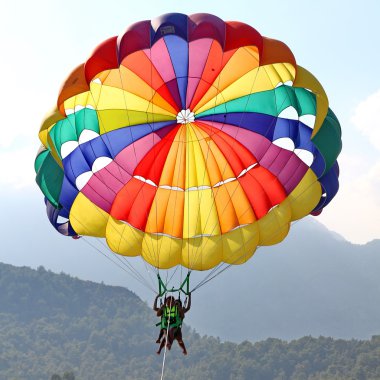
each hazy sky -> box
[1,0,379,245]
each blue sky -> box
[1,0,379,247]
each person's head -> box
[165,296,175,306]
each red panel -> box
[225,22,263,52]
[238,173,270,219]
[110,178,157,230]
[188,13,225,46]
[197,122,257,176]
[84,36,118,83]
[238,167,286,219]
[134,125,179,184]
[117,20,152,62]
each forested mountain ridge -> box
[1,262,380,380]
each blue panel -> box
[310,149,325,178]
[272,118,299,141]
[312,161,339,213]
[103,121,175,156]
[63,149,91,185]
[164,35,189,109]
[58,176,79,216]
[198,112,277,140]
[151,13,188,45]
[79,136,112,164]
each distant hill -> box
[189,219,380,342]
[1,191,380,342]
[1,263,380,380]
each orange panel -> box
[212,185,239,233]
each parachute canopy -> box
[35,13,342,271]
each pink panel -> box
[144,39,176,83]
[186,38,213,108]
[114,132,163,175]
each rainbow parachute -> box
[35,13,341,271]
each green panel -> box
[34,149,49,173]
[48,108,100,159]
[35,152,64,208]
[312,109,342,174]
[196,86,318,118]
[294,88,317,115]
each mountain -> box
[188,220,380,342]
[1,262,380,380]
[1,190,380,342]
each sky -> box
[0,0,379,251]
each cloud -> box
[351,89,380,151]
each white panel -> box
[61,141,79,159]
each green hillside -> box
[0,263,380,380]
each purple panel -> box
[279,155,309,194]
[46,198,76,236]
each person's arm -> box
[184,293,191,313]
[153,294,160,312]
[176,301,185,319]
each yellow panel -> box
[195,63,296,114]
[97,109,174,133]
[191,124,225,185]
[222,223,259,264]
[70,193,108,237]
[188,125,212,187]
[64,92,96,111]
[293,65,329,138]
[257,201,292,246]
[183,189,220,238]
[95,85,175,117]
[182,235,223,271]
[106,217,143,256]
[39,107,65,148]
[288,169,322,220]
[141,234,182,269]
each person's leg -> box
[167,327,176,350]
[157,331,167,354]
[156,328,164,344]
[175,328,187,355]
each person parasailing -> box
[153,292,191,355]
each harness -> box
[158,304,182,329]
